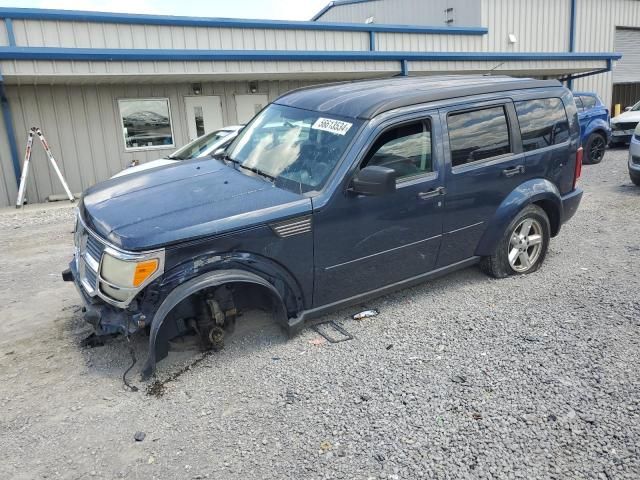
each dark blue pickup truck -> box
[63,76,584,378]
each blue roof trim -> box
[311,0,376,21]
[0,47,622,62]
[0,7,488,35]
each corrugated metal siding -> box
[572,0,640,107]
[0,59,401,79]
[481,0,570,52]
[0,20,8,47]
[316,0,482,26]
[10,20,370,51]
[0,110,16,206]
[376,32,482,51]
[0,80,333,206]
[613,28,640,84]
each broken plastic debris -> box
[352,309,379,320]
[308,337,326,346]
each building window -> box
[363,120,433,181]
[515,98,570,152]
[448,106,511,167]
[118,98,175,150]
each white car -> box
[610,100,640,147]
[113,125,243,178]
[629,123,640,186]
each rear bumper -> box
[62,262,135,335]
[561,187,583,224]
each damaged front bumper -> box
[63,262,143,336]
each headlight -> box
[99,251,161,302]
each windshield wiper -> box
[225,156,275,183]
[237,163,275,182]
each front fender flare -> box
[141,268,287,379]
[583,118,611,143]
[474,179,562,257]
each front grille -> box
[74,217,107,296]
[86,235,105,262]
[84,266,97,288]
[612,122,638,131]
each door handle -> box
[502,165,525,178]
[417,186,446,200]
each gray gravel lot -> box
[0,148,639,480]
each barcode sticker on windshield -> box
[311,118,353,136]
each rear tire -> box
[479,205,551,279]
[583,133,606,165]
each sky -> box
[0,0,330,21]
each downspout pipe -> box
[567,0,577,90]
[0,72,21,184]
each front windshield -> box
[169,129,231,160]
[226,104,361,193]
[631,101,640,112]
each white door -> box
[184,96,224,142]
[235,94,269,124]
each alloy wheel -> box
[508,218,544,273]
[589,136,606,163]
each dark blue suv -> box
[63,76,584,377]
[574,92,611,164]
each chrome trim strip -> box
[325,234,442,271]
[445,221,484,235]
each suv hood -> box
[81,158,311,251]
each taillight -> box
[573,146,583,189]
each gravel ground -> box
[0,148,639,480]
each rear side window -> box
[515,98,570,152]
[448,106,511,167]
[363,120,432,181]
[579,95,597,109]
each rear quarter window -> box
[515,98,570,152]
[579,95,597,109]
[448,106,511,167]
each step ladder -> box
[16,127,75,208]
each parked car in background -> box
[64,76,584,377]
[610,99,640,147]
[573,92,611,164]
[112,125,243,178]
[629,123,640,186]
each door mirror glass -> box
[351,166,397,196]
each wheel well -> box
[589,129,607,140]
[533,199,560,237]
[164,281,286,331]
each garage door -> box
[614,28,640,84]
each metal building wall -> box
[10,19,369,51]
[358,0,566,55]
[573,0,640,106]
[315,0,482,26]
[613,28,640,84]
[0,108,16,206]
[2,80,327,205]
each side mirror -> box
[350,166,397,196]
[625,106,632,112]
[211,147,226,158]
